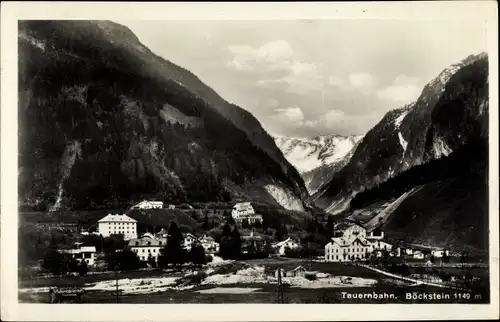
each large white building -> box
[129,235,166,262]
[131,200,163,209]
[324,224,392,262]
[97,214,138,240]
[231,202,263,225]
[59,245,97,266]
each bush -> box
[305,273,317,281]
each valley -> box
[16,19,491,305]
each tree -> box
[202,212,209,230]
[189,243,207,268]
[105,249,141,271]
[326,216,334,239]
[276,225,287,241]
[79,260,89,276]
[228,226,242,259]
[160,222,186,269]
[67,257,80,273]
[42,250,66,276]
[147,253,156,268]
[102,235,126,254]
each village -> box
[18,200,489,303]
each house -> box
[431,249,449,258]
[241,231,267,253]
[272,238,300,256]
[199,235,219,254]
[231,202,263,225]
[183,233,200,251]
[324,224,374,262]
[128,235,166,262]
[131,200,163,209]
[287,266,307,278]
[97,214,138,240]
[413,251,425,259]
[371,240,393,252]
[325,223,395,262]
[155,228,168,238]
[59,245,97,266]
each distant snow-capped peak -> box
[273,134,363,173]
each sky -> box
[119,19,488,138]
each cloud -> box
[327,73,374,93]
[272,107,305,125]
[227,40,295,71]
[228,40,324,95]
[376,74,421,103]
[348,73,374,89]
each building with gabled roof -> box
[128,235,166,262]
[97,213,138,240]
[272,238,300,256]
[324,223,392,262]
[131,200,163,209]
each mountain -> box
[312,53,489,251]
[18,20,309,212]
[273,135,362,194]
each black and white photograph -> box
[1,1,498,321]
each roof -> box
[274,238,298,248]
[80,246,96,252]
[328,236,370,247]
[98,214,137,223]
[136,200,163,204]
[233,202,252,209]
[200,235,216,243]
[59,246,96,253]
[352,237,370,246]
[128,237,167,247]
[289,266,306,272]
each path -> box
[358,264,470,291]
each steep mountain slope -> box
[311,53,489,252]
[274,135,362,194]
[18,20,308,212]
[348,138,488,252]
[313,53,489,214]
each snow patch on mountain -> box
[393,104,413,129]
[433,137,452,158]
[49,140,82,212]
[273,134,362,173]
[264,184,304,212]
[398,132,408,152]
[19,33,46,51]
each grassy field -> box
[19,282,490,304]
[18,258,490,304]
[19,269,183,289]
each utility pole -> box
[115,264,119,303]
[277,269,284,303]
